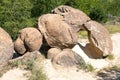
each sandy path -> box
[42,59,97,80]
[0,68,29,80]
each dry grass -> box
[29,60,47,80]
[105,24,120,34]
[77,30,88,38]
[0,57,47,80]
[107,53,115,60]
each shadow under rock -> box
[12,53,22,59]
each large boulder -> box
[0,27,14,68]
[52,49,85,69]
[51,5,90,32]
[14,27,42,54]
[84,20,113,57]
[38,14,78,49]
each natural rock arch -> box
[51,5,113,58]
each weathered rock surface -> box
[0,27,14,68]
[38,14,78,49]
[83,43,103,59]
[52,49,85,69]
[51,5,90,32]
[14,27,42,54]
[47,48,61,59]
[14,37,26,54]
[84,20,113,57]
[9,51,43,63]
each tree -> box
[31,0,69,18]
[0,0,35,40]
[108,0,120,16]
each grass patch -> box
[0,57,47,80]
[77,30,88,38]
[29,61,47,80]
[77,63,95,72]
[111,66,120,71]
[105,25,120,34]
[86,64,95,72]
[107,53,114,60]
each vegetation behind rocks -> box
[0,0,120,40]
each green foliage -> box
[107,53,114,60]
[29,61,47,80]
[77,30,88,38]
[108,0,120,16]
[0,0,119,40]
[65,0,108,22]
[0,0,35,40]
[77,63,95,72]
[0,58,47,80]
[89,7,107,23]
[111,66,120,70]
[30,0,69,17]
[86,64,95,72]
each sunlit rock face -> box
[0,27,14,68]
[51,5,90,32]
[38,14,78,49]
[14,27,43,55]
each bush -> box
[65,0,108,23]
[0,0,119,40]
[107,53,114,60]
[0,0,35,40]
[108,0,120,17]
[89,7,107,23]
[77,63,95,72]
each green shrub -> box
[107,53,114,60]
[77,30,88,38]
[29,61,47,80]
[0,0,35,40]
[77,62,95,72]
[0,0,119,40]
[89,7,107,23]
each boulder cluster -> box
[0,5,113,69]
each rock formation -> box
[12,5,113,70]
[14,27,42,54]
[51,5,113,58]
[52,49,85,69]
[0,27,14,68]
[38,14,78,49]
[51,5,90,32]
[84,20,113,57]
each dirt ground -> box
[0,33,120,80]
